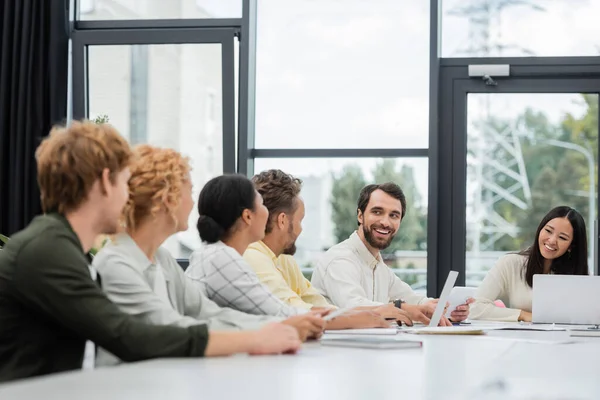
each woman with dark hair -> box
[185,175,397,339]
[470,206,589,322]
[185,175,328,341]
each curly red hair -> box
[123,144,191,230]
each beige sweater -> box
[470,254,530,322]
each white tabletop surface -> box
[1,327,599,400]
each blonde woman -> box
[93,145,312,362]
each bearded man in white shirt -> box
[311,182,472,325]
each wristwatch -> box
[392,299,404,309]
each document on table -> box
[401,326,485,335]
[471,321,599,332]
[321,336,422,349]
[323,328,398,335]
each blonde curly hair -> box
[122,144,191,231]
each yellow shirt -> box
[243,241,334,309]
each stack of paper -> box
[402,326,485,335]
[320,336,422,349]
[323,328,398,335]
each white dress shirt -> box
[186,241,307,318]
[82,265,97,370]
[311,231,430,308]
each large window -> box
[70,0,600,298]
[253,158,429,293]
[251,0,432,292]
[254,0,430,149]
[85,42,229,258]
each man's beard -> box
[283,222,297,256]
[362,224,395,250]
[283,242,296,256]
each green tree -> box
[330,165,366,244]
[481,95,598,250]
[372,160,426,253]
[519,166,561,247]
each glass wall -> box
[73,0,600,295]
[87,44,224,258]
[251,0,432,291]
[254,0,430,149]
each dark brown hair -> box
[357,182,407,225]
[252,169,302,234]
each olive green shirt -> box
[0,213,209,383]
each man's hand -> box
[370,303,414,326]
[448,298,474,322]
[325,310,392,330]
[248,323,302,355]
[282,314,326,341]
[403,302,452,327]
[309,307,335,318]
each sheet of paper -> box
[468,321,578,331]
[323,328,398,335]
[320,336,422,349]
[402,326,485,335]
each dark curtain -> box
[0,0,69,236]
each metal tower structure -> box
[446,0,544,251]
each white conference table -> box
[1,327,599,400]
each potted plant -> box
[93,115,110,124]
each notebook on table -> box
[320,336,422,349]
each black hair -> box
[197,174,257,243]
[357,182,407,225]
[520,206,588,287]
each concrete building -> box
[81,0,229,257]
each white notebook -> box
[403,326,485,335]
[321,337,422,349]
[323,328,398,335]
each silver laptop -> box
[532,275,600,325]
